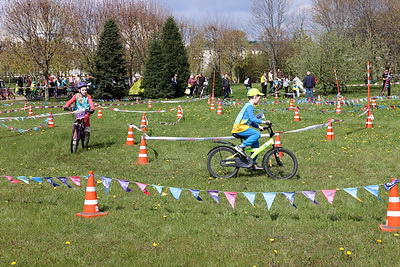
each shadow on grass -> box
[88,141,117,150]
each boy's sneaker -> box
[234,145,246,157]
[252,164,264,171]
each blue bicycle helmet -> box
[77,82,87,89]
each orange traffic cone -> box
[48,112,54,128]
[335,101,341,114]
[326,119,334,140]
[380,178,400,231]
[24,102,27,111]
[207,97,210,105]
[274,132,283,157]
[97,106,103,118]
[133,136,149,165]
[125,124,134,146]
[289,99,294,110]
[76,171,108,218]
[293,107,301,121]
[365,110,373,128]
[28,105,33,116]
[372,98,376,108]
[317,95,322,105]
[211,90,215,102]
[217,102,223,115]
[136,97,139,103]
[140,113,147,131]
[177,105,183,118]
[210,101,215,111]
[148,99,152,108]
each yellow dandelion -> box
[153,243,158,247]
[273,249,278,254]
[113,195,117,199]
[11,262,17,265]
[65,241,71,245]
[346,251,352,255]
[394,233,399,237]
[339,247,345,251]
[377,239,382,244]
[269,238,275,242]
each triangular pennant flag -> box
[17,176,30,184]
[224,192,237,209]
[364,185,382,201]
[169,187,182,200]
[301,191,319,204]
[322,189,337,205]
[262,192,276,211]
[43,177,60,187]
[188,189,203,201]
[30,177,43,183]
[135,182,151,195]
[282,192,297,208]
[57,177,72,188]
[152,185,164,196]
[101,176,113,195]
[343,187,362,202]
[69,176,81,187]
[117,179,132,192]
[207,190,219,203]
[243,192,256,206]
[4,176,21,184]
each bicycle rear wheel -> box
[70,126,79,153]
[262,147,298,179]
[207,146,239,178]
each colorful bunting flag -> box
[30,177,43,183]
[170,187,182,200]
[17,176,29,184]
[188,189,203,201]
[101,176,113,195]
[364,185,382,201]
[243,192,256,206]
[69,176,81,187]
[207,190,219,203]
[152,185,164,196]
[57,177,72,188]
[43,177,60,187]
[301,191,319,204]
[224,192,237,209]
[262,192,276,211]
[117,179,132,192]
[4,176,21,184]
[322,189,337,205]
[343,187,362,202]
[282,192,297,208]
[135,182,151,195]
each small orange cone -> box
[211,90,215,102]
[136,97,139,103]
[177,105,183,118]
[365,110,373,128]
[76,171,108,218]
[125,124,134,146]
[207,97,210,105]
[289,99,294,110]
[210,101,215,111]
[48,112,54,128]
[326,119,334,140]
[335,101,341,114]
[140,113,147,131]
[317,95,322,105]
[293,107,301,121]
[148,99,152,108]
[372,98,376,108]
[274,132,283,157]
[380,178,400,231]
[217,102,223,115]
[24,102,27,111]
[97,106,103,118]
[133,136,149,165]
[28,105,33,116]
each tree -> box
[93,18,128,99]
[141,37,165,98]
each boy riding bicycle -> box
[232,88,270,170]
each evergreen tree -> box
[207,64,223,97]
[93,19,128,99]
[142,17,190,99]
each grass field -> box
[1,84,400,266]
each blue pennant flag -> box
[207,190,219,203]
[101,176,113,195]
[384,179,400,191]
[282,192,297,208]
[57,177,72,188]
[117,179,132,192]
[17,176,30,184]
[243,192,256,206]
[43,177,60,187]
[169,187,182,200]
[188,189,203,201]
[30,177,43,183]
[262,192,276,211]
[343,187,362,202]
[152,185,164,196]
[364,185,382,201]
[301,191,319,204]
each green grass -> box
[1,84,400,266]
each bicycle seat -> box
[232,133,244,142]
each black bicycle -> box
[65,108,94,153]
[206,123,298,179]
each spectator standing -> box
[268,70,274,92]
[170,74,178,92]
[17,76,24,95]
[382,69,391,96]
[187,74,196,96]
[244,77,252,91]
[222,74,231,98]
[283,75,290,98]
[303,71,316,101]
[260,72,267,95]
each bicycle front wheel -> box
[70,127,79,153]
[262,147,298,179]
[207,146,239,178]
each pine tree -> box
[207,64,223,97]
[93,19,128,99]
[142,17,190,99]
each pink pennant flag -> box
[135,182,151,195]
[4,176,21,184]
[224,192,237,209]
[69,176,81,187]
[322,189,337,205]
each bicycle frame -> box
[244,137,275,159]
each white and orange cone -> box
[372,98,376,108]
[335,101,341,114]
[177,105,183,118]
[317,95,322,105]
[136,97,139,103]
[289,99,294,110]
[293,107,301,121]
[125,124,134,146]
[24,102,28,111]
[274,132,283,157]
[76,171,108,218]
[28,105,33,116]
[365,110,373,128]
[380,178,400,231]
[148,99,152,108]
[217,102,223,115]
[140,113,147,131]
[210,101,215,111]
[133,136,149,165]
[97,106,103,118]
[326,119,334,140]
[207,97,210,105]
[48,112,54,128]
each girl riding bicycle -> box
[63,82,95,132]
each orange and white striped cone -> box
[207,97,210,105]
[289,99,294,110]
[372,98,376,108]
[380,178,400,231]
[136,97,139,103]
[48,112,54,128]
[274,132,283,157]
[140,113,147,131]
[24,102,27,111]
[76,171,108,218]
[293,107,300,121]
[125,124,134,146]
[317,95,322,105]
[133,136,149,165]
[97,106,103,118]
[148,99,152,108]
[365,110,373,128]
[335,101,341,114]
[217,102,223,115]
[326,119,334,140]
[210,101,215,111]
[177,105,183,118]
[28,105,33,116]
[211,90,215,102]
